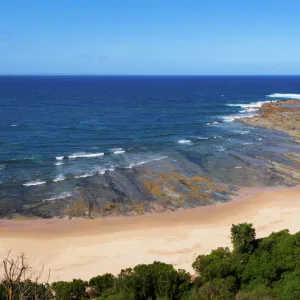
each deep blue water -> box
[1,76,300,200]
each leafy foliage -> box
[2,223,300,299]
[51,279,87,300]
[231,223,256,254]
[89,273,116,295]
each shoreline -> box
[1,184,300,281]
[239,99,300,138]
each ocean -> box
[1,76,300,215]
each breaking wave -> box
[112,148,125,154]
[53,175,65,182]
[23,180,46,187]
[43,192,72,202]
[267,93,300,99]
[222,100,273,122]
[68,152,104,159]
[178,140,192,144]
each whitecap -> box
[239,108,257,113]
[267,93,300,99]
[75,173,95,179]
[178,140,192,144]
[206,121,219,125]
[55,162,63,166]
[217,146,226,151]
[221,114,252,123]
[23,180,46,187]
[56,156,64,161]
[74,167,115,179]
[226,101,272,109]
[112,148,125,154]
[10,124,18,127]
[53,175,65,182]
[126,156,168,169]
[234,130,250,135]
[43,192,72,202]
[69,152,104,159]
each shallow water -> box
[1,76,300,210]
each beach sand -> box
[0,185,300,282]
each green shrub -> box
[231,223,256,254]
[52,279,87,300]
[118,262,191,300]
[192,277,237,300]
[89,273,116,295]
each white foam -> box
[234,130,250,135]
[56,156,64,160]
[53,175,65,182]
[221,115,247,122]
[178,140,192,144]
[239,108,257,113]
[227,100,272,109]
[74,167,115,179]
[217,146,226,151]
[69,152,104,159]
[10,124,18,127]
[43,192,72,202]
[206,121,219,125]
[267,93,300,99]
[112,148,125,154]
[197,137,209,140]
[55,162,63,166]
[23,180,46,187]
[75,173,94,179]
[127,156,168,169]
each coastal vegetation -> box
[1,223,300,299]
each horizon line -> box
[1,74,300,77]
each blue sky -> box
[1,0,300,75]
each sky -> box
[1,0,300,75]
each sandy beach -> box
[0,185,300,282]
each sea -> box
[1,76,300,207]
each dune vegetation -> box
[1,223,300,299]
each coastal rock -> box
[240,100,300,138]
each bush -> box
[193,277,237,300]
[52,279,87,300]
[3,224,300,300]
[89,273,116,295]
[118,262,191,300]
[231,223,256,254]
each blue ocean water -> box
[1,76,300,202]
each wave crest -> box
[178,140,192,144]
[23,180,46,187]
[267,93,300,99]
[69,152,104,159]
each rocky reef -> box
[3,99,300,220]
[5,157,236,219]
[240,100,300,138]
